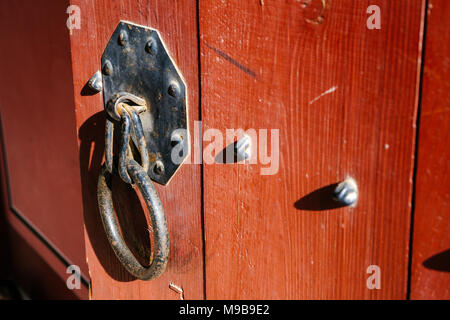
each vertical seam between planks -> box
[406,0,429,300]
[196,0,207,300]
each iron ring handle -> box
[97,159,169,280]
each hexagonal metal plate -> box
[101,21,188,185]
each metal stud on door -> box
[96,21,189,280]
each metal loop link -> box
[121,103,150,172]
[118,109,132,184]
[104,101,149,184]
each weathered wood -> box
[200,0,425,299]
[410,0,450,300]
[68,0,203,299]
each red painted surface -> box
[68,0,203,299]
[199,0,425,299]
[1,0,447,301]
[0,0,88,299]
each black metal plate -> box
[102,21,188,185]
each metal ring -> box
[97,159,169,280]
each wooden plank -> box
[200,0,425,299]
[0,0,88,297]
[410,0,450,300]
[68,0,203,299]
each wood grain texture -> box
[200,0,425,299]
[0,0,88,296]
[68,0,203,299]
[410,0,450,300]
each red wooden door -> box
[0,0,448,300]
[0,0,88,299]
[199,0,425,299]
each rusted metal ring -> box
[97,159,169,280]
